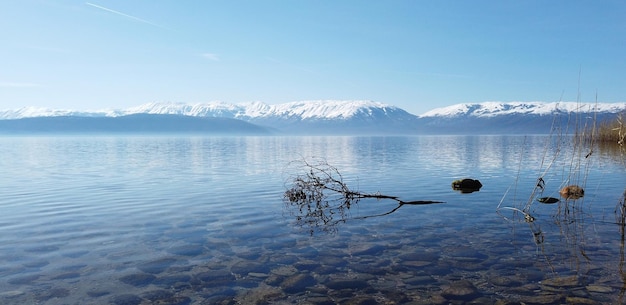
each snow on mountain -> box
[0,107,106,119]
[118,101,242,118]
[250,100,400,119]
[419,101,626,118]
[0,100,399,120]
[121,100,397,120]
[3,100,624,122]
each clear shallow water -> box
[0,135,624,304]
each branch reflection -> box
[283,157,443,235]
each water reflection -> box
[492,135,626,303]
[615,188,626,302]
[1,135,625,304]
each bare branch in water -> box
[283,157,443,235]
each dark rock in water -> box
[280,274,316,293]
[119,273,156,287]
[138,257,177,274]
[560,185,584,199]
[325,279,369,290]
[451,178,483,193]
[537,197,560,204]
[110,294,143,305]
[441,280,481,300]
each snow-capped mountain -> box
[0,106,106,120]
[417,101,625,134]
[419,101,625,118]
[0,100,417,134]
[0,100,409,120]
[0,100,624,135]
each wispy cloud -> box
[85,2,165,29]
[201,53,220,61]
[0,82,40,88]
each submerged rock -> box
[110,294,143,305]
[166,244,205,256]
[137,257,177,274]
[280,273,316,293]
[119,273,156,287]
[441,280,481,300]
[452,179,483,193]
[230,261,270,276]
[325,279,369,290]
[195,269,236,286]
[543,275,580,285]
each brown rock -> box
[559,185,584,199]
[441,280,481,300]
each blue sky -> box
[1,0,624,115]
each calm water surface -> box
[0,135,624,304]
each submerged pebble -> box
[138,257,177,274]
[119,273,156,287]
[440,280,481,300]
[280,273,316,293]
[110,294,143,305]
[167,244,205,256]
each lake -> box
[0,135,624,304]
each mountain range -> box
[0,101,624,135]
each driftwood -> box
[283,157,443,235]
